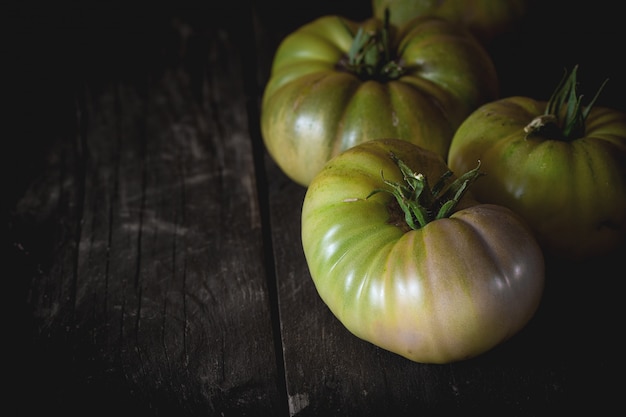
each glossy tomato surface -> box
[261,15,498,186]
[448,96,626,260]
[301,139,544,363]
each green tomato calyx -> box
[343,9,404,81]
[367,153,484,230]
[524,65,608,141]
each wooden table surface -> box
[11,1,625,415]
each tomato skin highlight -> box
[302,139,545,364]
[261,15,498,187]
[448,96,626,260]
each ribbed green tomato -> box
[448,67,626,260]
[261,14,498,186]
[301,139,544,364]
[372,0,528,44]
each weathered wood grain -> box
[14,5,283,415]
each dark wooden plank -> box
[13,4,283,415]
[261,1,625,416]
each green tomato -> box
[261,14,498,186]
[301,138,544,364]
[448,67,626,260]
[371,0,528,44]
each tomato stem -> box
[345,9,404,80]
[367,153,484,230]
[524,65,609,141]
